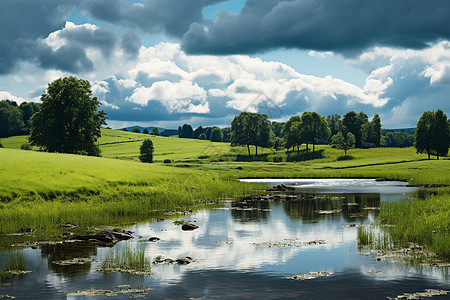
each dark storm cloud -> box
[0,0,143,75]
[121,31,142,57]
[82,0,228,37]
[0,0,76,74]
[182,0,450,56]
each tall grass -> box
[380,188,450,258]
[102,246,151,272]
[357,226,392,250]
[0,251,27,283]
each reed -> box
[102,245,151,272]
[380,188,450,258]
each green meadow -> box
[0,128,449,257]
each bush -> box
[132,128,141,133]
[20,142,32,150]
[336,155,354,161]
[163,159,172,164]
[139,139,154,163]
[0,140,3,148]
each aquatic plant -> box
[102,246,151,272]
[380,188,450,259]
[357,226,392,250]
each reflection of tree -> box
[282,193,381,223]
[230,200,271,223]
[40,243,98,278]
[341,193,380,222]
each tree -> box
[0,139,3,148]
[415,110,450,159]
[198,133,207,140]
[180,124,193,138]
[366,113,382,147]
[230,112,272,155]
[29,77,106,156]
[132,128,140,133]
[193,126,204,139]
[210,127,223,142]
[283,116,302,152]
[19,102,40,132]
[326,114,342,141]
[331,131,356,156]
[123,128,128,131]
[161,130,169,137]
[150,127,160,136]
[300,112,330,152]
[342,111,367,148]
[432,110,450,159]
[143,128,149,134]
[222,127,231,142]
[139,139,154,163]
[0,100,24,138]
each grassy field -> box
[0,129,449,257]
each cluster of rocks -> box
[66,285,152,297]
[387,289,449,300]
[266,184,295,192]
[288,271,333,280]
[65,228,134,246]
[153,256,194,265]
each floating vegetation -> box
[67,285,152,297]
[52,258,97,266]
[100,246,151,275]
[387,289,449,300]
[251,239,326,248]
[287,271,333,280]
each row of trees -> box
[0,100,41,138]
[124,127,170,137]
[229,111,383,156]
[178,124,231,142]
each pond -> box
[1,179,449,299]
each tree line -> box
[1,76,449,161]
[0,100,41,138]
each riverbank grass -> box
[380,188,450,259]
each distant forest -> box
[0,99,440,151]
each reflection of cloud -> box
[126,205,355,283]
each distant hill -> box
[116,126,178,136]
[384,128,415,132]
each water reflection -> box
[40,243,98,278]
[1,179,448,299]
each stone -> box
[181,223,198,231]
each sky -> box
[1,0,450,129]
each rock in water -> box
[181,223,199,231]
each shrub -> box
[163,159,172,164]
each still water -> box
[1,179,449,299]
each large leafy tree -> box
[231,112,272,155]
[342,111,368,148]
[29,76,106,156]
[415,110,450,159]
[300,112,330,152]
